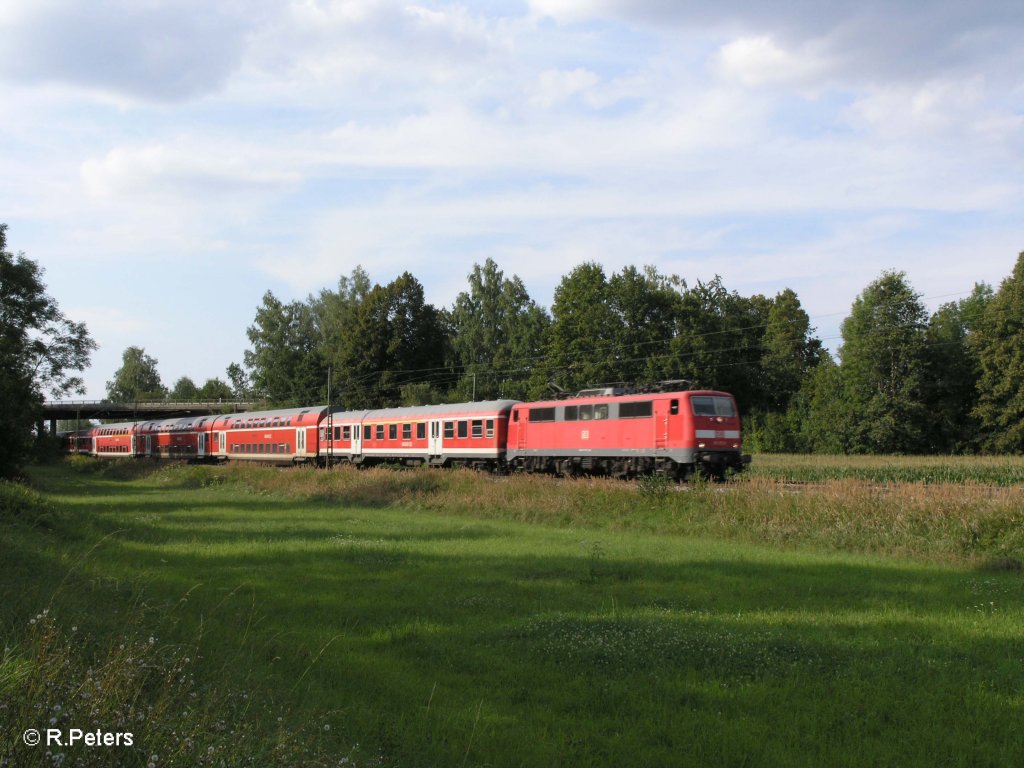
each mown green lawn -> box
[3,462,1023,767]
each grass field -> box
[2,458,1024,767]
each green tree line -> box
[6,216,1024,478]
[227,255,1024,455]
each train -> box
[62,385,751,480]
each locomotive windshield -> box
[690,396,736,417]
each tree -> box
[168,376,199,401]
[198,377,234,401]
[973,254,1024,452]
[923,283,992,451]
[606,266,682,385]
[789,354,851,453]
[226,363,251,399]
[760,288,823,410]
[334,273,448,408]
[837,271,930,453]
[449,259,550,401]
[668,276,768,406]
[243,291,325,406]
[106,346,166,401]
[535,262,622,395]
[747,288,825,451]
[0,224,96,476]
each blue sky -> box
[1,0,1021,399]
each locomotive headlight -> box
[732,443,739,449]
[697,442,706,448]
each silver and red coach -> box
[321,400,517,468]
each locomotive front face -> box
[682,392,748,477]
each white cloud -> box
[0,0,255,101]
[715,36,829,88]
[80,142,302,201]
[531,68,601,108]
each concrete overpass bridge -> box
[41,400,262,434]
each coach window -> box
[387,424,396,440]
[579,405,593,421]
[444,422,455,439]
[471,420,483,438]
[376,425,385,440]
[455,421,466,439]
[364,425,371,440]
[416,423,426,440]
[485,419,494,438]
[564,405,578,421]
[402,424,412,440]
[342,426,350,440]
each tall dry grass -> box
[155,462,1024,566]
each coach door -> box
[429,420,442,456]
[131,435,138,456]
[296,428,306,456]
[351,423,361,458]
[217,432,226,454]
[145,435,152,455]
[198,432,207,457]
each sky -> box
[1,0,1021,400]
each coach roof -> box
[336,400,520,422]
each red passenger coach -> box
[506,388,749,480]
[210,406,327,464]
[136,416,211,459]
[321,401,518,468]
[87,421,138,457]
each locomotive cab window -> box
[690,396,736,417]
[670,399,679,415]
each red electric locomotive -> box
[505,387,749,480]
